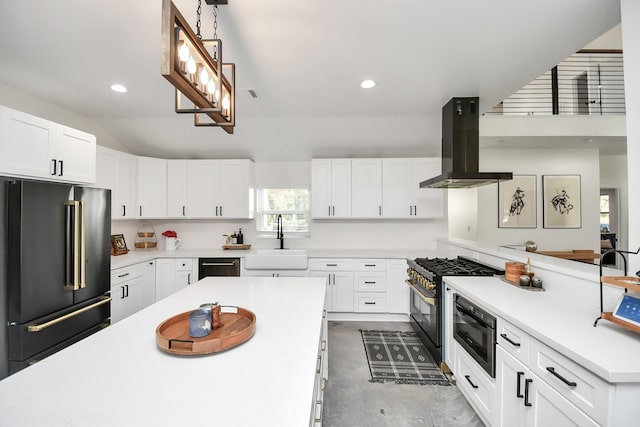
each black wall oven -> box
[453,294,497,378]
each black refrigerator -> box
[0,180,111,378]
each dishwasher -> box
[198,258,241,279]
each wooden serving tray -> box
[601,312,640,334]
[222,244,251,250]
[156,306,256,355]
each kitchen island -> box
[0,277,328,426]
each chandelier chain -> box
[213,4,218,40]
[196,0,202,39]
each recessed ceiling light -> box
[360,79,376,89]
[110,84,128,93]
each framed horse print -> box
[498,175,537,228]
[542,175,581,228]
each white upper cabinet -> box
[96,146,138,219]
[311,159,351,218]
[167,159,188,218]
[351,159,382,218]
[184,159,254,219]
[0,105,96,184]
[313,157,442,220]
[412,158,444,218]
[382,158,443,219]
[137,156,167,218]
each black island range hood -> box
[420,97,512,189]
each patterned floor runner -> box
[360,330,450,385]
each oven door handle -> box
[455,303,492,328]
[405,280,437,305]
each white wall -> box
[448,188,478,240]
[111,161,449,252]
[473,148,600,251]
[621,0,640,274]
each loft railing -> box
[485,50,625,116]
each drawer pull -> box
[524,378,533,406]
[364,301,376,305]
[500,333,521,347]
[321,340,326,351]
[464,375,479,389]
[546,366,577,387]
[326,263,337,267]
[516,371,525,398]
[364,281,376,284]
[117,272,130,278]
[364,264,376,267]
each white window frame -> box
[256,187,311,238]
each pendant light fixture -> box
[161,0,235,133]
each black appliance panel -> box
[410,291,440,347]
[453,294,496,377]
[7,181,73,323]
[73,186,111,304]
[198,258,240,279]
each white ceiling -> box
[0,0,622,161]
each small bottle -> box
[237,228,244,244]
[525,258,531,273]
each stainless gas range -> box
[406,256,504,370]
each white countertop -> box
[0,277,328,426]
[111,248,437,269]
[445,276,640,383]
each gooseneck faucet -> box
[276,214,284,249]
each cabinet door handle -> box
[139,206,142,216]
[328,206,331,216]
[58,160,63,176]
[516,371,525,398]
[120,285,125,299]
[500,333,521,347]
[379,205,382,216]
[409,205,412,215]
[524,378,533,406]
[216,206,219,216]
[125,284,129,298]
[332,274,335,285]
[122,205,126,217]
[188,273,191,284]
[546,367,577,387]
[332,205,335,216]
[51,159,57,175]
[182,206,186,216]
[464,375,479,389]
[414,205,417,216]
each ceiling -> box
[0,0,622,161]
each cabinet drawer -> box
[529,338,610,425]
[496,318,530,365]
[354,272,387,292]
[111,263,144,285]
[354,293,387,312]
[455,342,495,425]
[175,258,193,271]
[309,258,353,271]
[353,259,387,271]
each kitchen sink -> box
[243,249,308,270]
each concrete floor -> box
[323,321,484,427]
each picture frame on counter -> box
[498,175,537,228]
[542,174,582,228]
[111,234,129,255]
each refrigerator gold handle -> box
[79,201,86,289]
[27,297,112,332]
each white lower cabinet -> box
[310,305,329,427]
[443,284,456,371]
[386,259,410,314]
[110,261,155,324]
[310,259,354,313]
[496,346,599,427]
[155,258,197,301]
[455,342,496,426]
[242,268,309,277]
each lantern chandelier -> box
[161,0,235,133]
